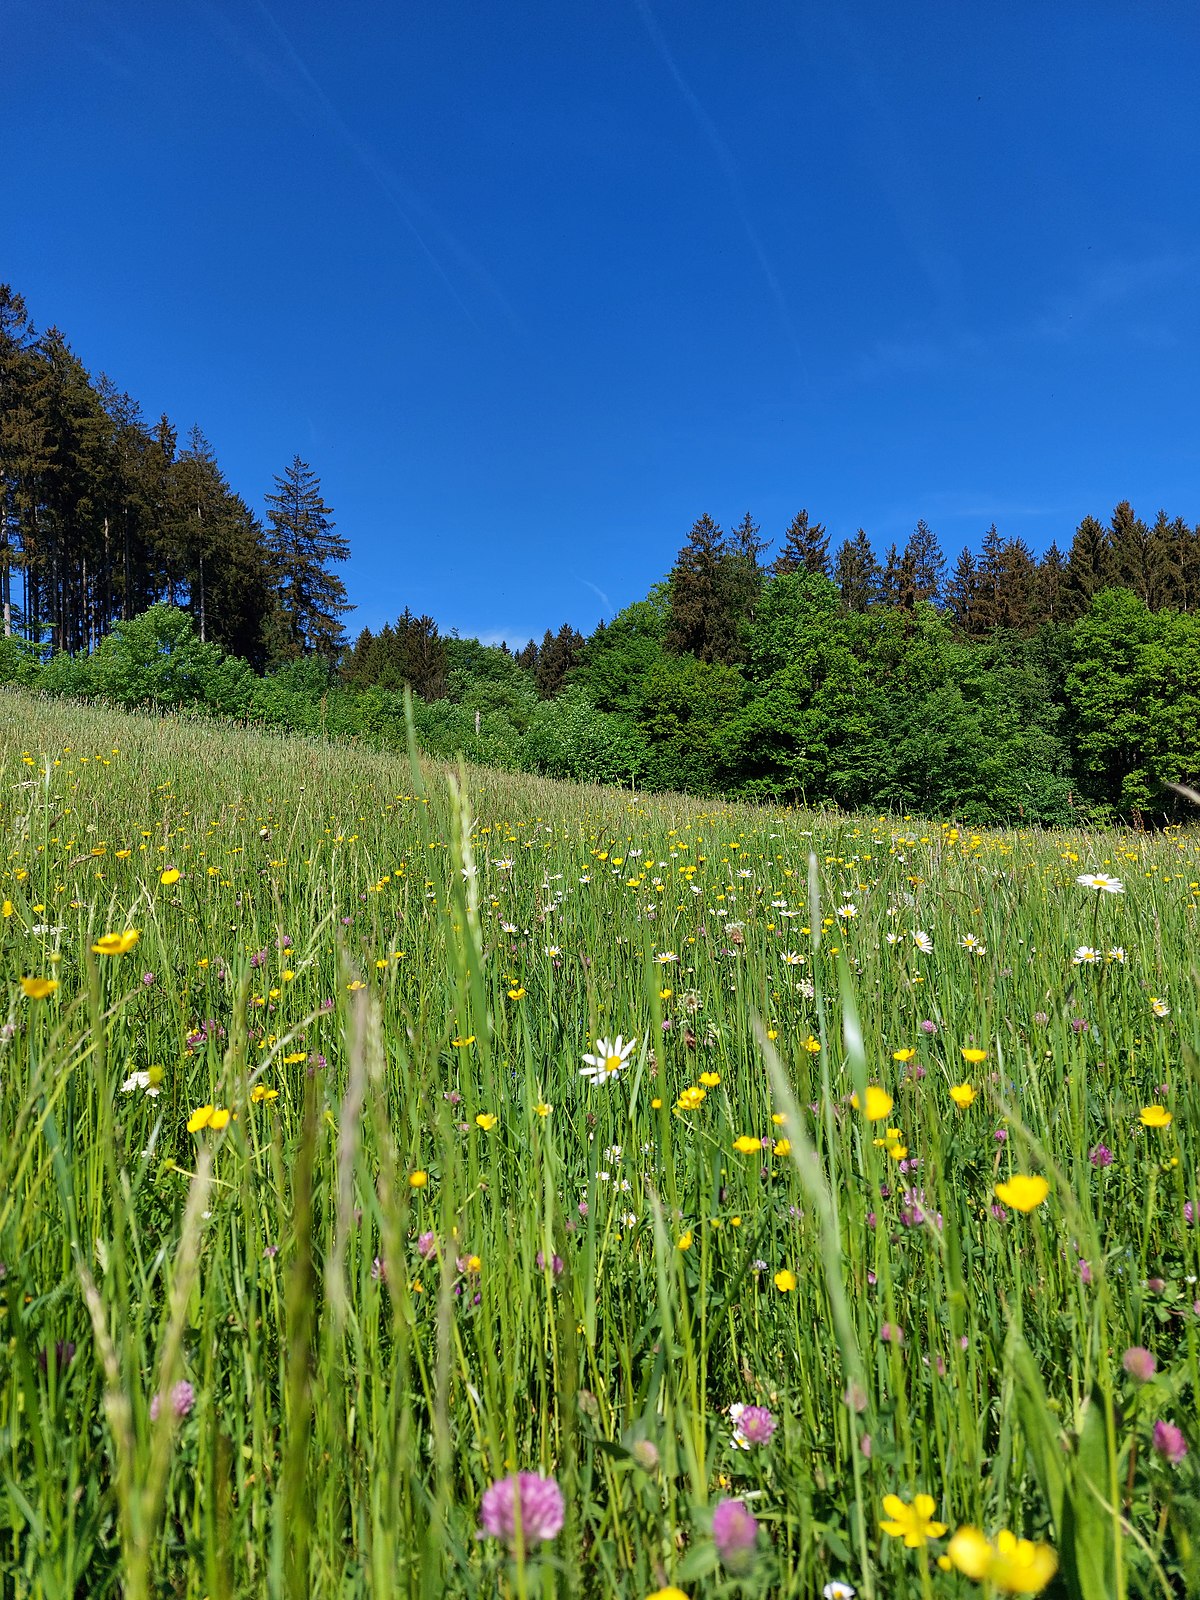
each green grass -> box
[1,685,1197,1599]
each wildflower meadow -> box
[1,686,1197,1598]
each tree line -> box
[4,281,1200,824]
[0,284,349,666]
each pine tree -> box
[833,530,880,612]
[263,456,351,663]
[772,509,829,577]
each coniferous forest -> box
[4,281,1200,826]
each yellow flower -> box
[677,1230,694,1251]
[475,1113,497,1130]
[651,1097,662,1109]
[880,1492,948,1547]
[506,986,526,1000]
[950,1082,977,1109]
[465,1254,482,1273]
[159,868,180,886]
[961,1047,988,1064]
[851,1085,894,1121]
[947,1526,1058,1594]
[994,1175,1049,1212]
[250,1084,279,1103]
[893,1047,917,1061]
[347,980,366,992]
[409,1170,428,1188]
[1140,1105,1172,1129]
[21,976,58,1000]
[801,1034,821,1053]
[283,1051,307,1064]
[774,1138,791,1157]
[676,1086,706,1111]
[659,987,673,999]
[451,1035,475,1047]
[699,1070,721,1087]
[92,930,140,955]
[2,899,14,917]
[187,1105,214,1132]
[646,1589,690,1600]
[208,1107,231,1130]
[534,1101,552,1117]
[733,1135,762,1154]
[774,1268,797,1292]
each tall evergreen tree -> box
[1066,514,1114,615]
[666,514,744,664]
[903,519,946,606]
[1035,541,1069,625]
[946,547,980,632]
[263,456,351,663]
[833,530,880,612]
[772,509,829,577]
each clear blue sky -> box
[8,1,1199,645]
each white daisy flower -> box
[1072,946,1101,965]
[1076,872,1124,894]
[579,1035,636,1085]
[912,930,933,954]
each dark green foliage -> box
[665,514,759,665]
[534,623,585,699]
[833,530,881,612]
[771,508,829,577]
[263,456,351,664]
[343,610,448,699]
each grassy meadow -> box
[1,685,1198,1599]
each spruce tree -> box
[1066,515,1113,614]
[263,455,351,663]
[903,519,946,606]
[946,547,980,631]
[833,530,880,612]
[772,509,829,577]
[666,514,742,663]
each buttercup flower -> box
[948,1526,1057,1593]
[21,977,58,1000]
[994,1175,1049,1213]
[774,1268,797,1292]
[92,930,140,955]
[879,1492,947,1547]
[851,1086,893,1121]
[1140,1105,1172,1129]
[949,1082,976,1109]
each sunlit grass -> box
[1,686,1197,1599]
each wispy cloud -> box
[1031,253,1192,341]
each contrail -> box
[579,578,613,614]
[212,0,523,333]
[633,0,808,374]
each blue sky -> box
[8,1,1199,645]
